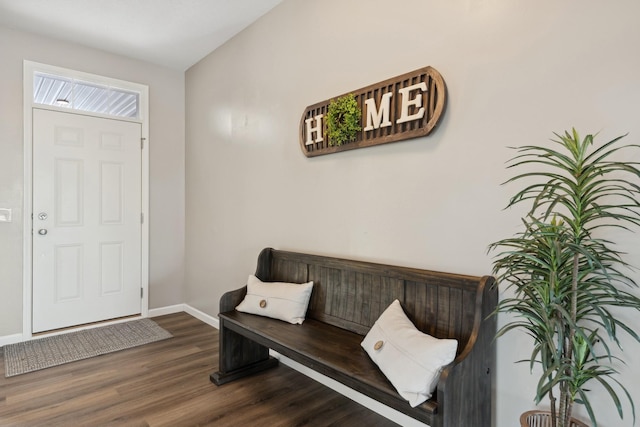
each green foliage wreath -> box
[325,93,361,146]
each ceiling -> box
[0,0,283,71]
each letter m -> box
[363,92,393,131]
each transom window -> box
[33,72,139,119]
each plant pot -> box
[520,410,589,427]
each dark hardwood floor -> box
[0,312,399,426]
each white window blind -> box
[33,72,139,119]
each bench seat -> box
[217,310,438,424]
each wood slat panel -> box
[307,264,325,315]
[353,272,365,325]
[270,257,308,283]
[447,287,463,339]
[266,248,484,348]
[435,285,451,340]
[461,289,477,341]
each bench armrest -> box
[219,286,247,313]
[218,247,273,314]
[434,276,496,427]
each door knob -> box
[38,229,48,235]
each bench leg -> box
[210,318,279,386]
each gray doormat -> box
[3,318,172,377]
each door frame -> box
[23,60,150,338]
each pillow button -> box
[259,299,267,308]
[374,340,384,351]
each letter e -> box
[396,82,427,124]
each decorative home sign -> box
[299,66,446,157]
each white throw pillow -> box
[235,275,314,324]
[361,299,458,407]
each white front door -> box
[32,108,142,333]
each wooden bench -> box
[211,248,497,427]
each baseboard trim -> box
[0,333,25,347]
[148,303,219,329]
[148,304,186,318]
[182,305,219,329]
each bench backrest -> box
[255,248,495,356]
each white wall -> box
[185,1,640,426]
[0,25,186,336]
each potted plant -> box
[489,129,640,427]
